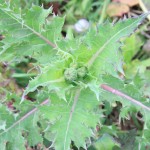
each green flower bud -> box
[77,66,88,78]
[64,67,77,82]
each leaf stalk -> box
[101,84,150,112]
[0,99,49,135]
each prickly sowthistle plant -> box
[0,1,150,150]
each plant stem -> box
[101,84,150,112]
[139,0,150,21]
[98,0,110,24]
[1,99,49,135]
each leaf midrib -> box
[64,89,81,150]
[0,6,56,48]
[86,17,142,68]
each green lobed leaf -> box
[101,74,149,110]
[0,92,45,150]
[0,3,67,64]
[0,110,43,150]
[100,74,150,149]
[24,63,65,94]
[40,88,101,150]
[23,61,73,102]
[73,15,147,77]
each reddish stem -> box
[101,84,150,112]
[2,84,150,134]
[3,99,49,133]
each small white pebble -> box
[74,19,90,33]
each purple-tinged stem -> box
[4,99,49,133]
[101,84,150,112]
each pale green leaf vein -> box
[64,89,81,150]
[87,18,143,68]
[0,7,56,48]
